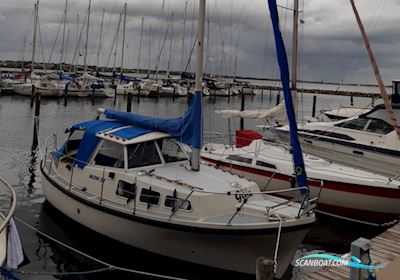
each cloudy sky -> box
[1,0,399,84]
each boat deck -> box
[303,223,400,280]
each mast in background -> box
[120,2,127,77]
[31,1,39,76]
[291,0,299,112]
[137,17,144,75]
[96,8,105,72]
[83,0,91,73]
[60,0,68,72]
[349,0,400,139]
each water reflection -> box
[26,118,40,197]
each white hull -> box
[41,165,308,278]
[276,130,400,178]
[208,164,399,221]
[202,141,400,222]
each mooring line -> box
[314,209,399,227]
[13,216,189,280]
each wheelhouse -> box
[59,127,189,170]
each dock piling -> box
[91,87,95,105]
[137,86,141,104]
[30,85,35,108]
[34,90,41,117]
[113,85,117,106]
[127,91,132,112]
[276,91,280,106]
[350,95,354,106]
[312,95,317,117]
[256,257,274,280]
[64,84,68,107]
[240,93,245,130]
[350,238,371,280]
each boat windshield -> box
[127,141,162,169]
[62,130,84,159]
[156,138,188,163]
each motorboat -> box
[274,104,400,178]
[202,138,400,223]
[321,106,372,120]
[40,106,315,278]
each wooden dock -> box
[256,85,380,98]
[303,223,400,280]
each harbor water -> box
[0,92,387,279]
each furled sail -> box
[104,91,202,150]
[214,102,287,124]
[267,0,307,191]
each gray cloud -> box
[1,0,399,84]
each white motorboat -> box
[202,138,400,223]
[321,106,372,120]
[40,107,315,278]
[274,104,400,178]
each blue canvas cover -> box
[104,91,202,149]
[55,120,126,168]
[109,126,153,140]
[267,0,308,191]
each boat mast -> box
[147,24,152,77]
[31,1,39,76]
[96,8,105,72]
[167,13,174,78]
[60,0,68,72]
[120,2,127,77]
[291,0,299,112]
[83,0,91,73]
[137,17,144,75]
[349,0,400,139]
[191,0,205,171]
[181,0,188,71]
[22,35,27,71]
[74,14,79,72]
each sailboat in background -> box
[40,1,315,278]
[201,0,400,224]
[274,0,400,179]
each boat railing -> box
[0,177,17,235]
[42,145,316,222]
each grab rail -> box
[0,177,17,234]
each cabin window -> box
[94,140,124,168]
[365,119,394,135]
[157,138,187,163]
[165,195,192,211]
[256,160,276,169]
[226,155,252,164]
[116,180,136,201]
[335,118,369,131]
[139,188,160,205]
[127,141,162,169]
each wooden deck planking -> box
[303,223,400,279]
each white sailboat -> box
[202,0,400,224]
[39,1,315,278]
